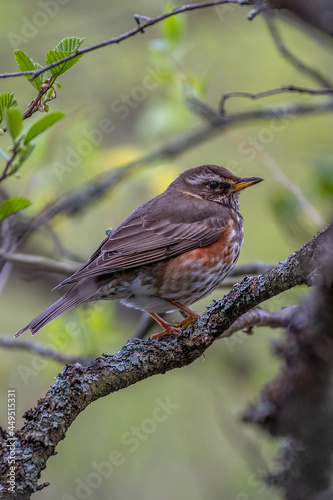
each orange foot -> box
[151,325,182,340]
[148,312,182,340]
[166,299,200,329]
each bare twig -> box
[219,84,333,114]
[0,0,251,81]
[21,82,55,120]
[0,224,330,499]
[229,261,275,276]
[0,336,93,365]
[222,305,299,336]
[0,146,20,183]
[0,250,80,275]
[265,15,333,88]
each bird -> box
[14,164,263,340]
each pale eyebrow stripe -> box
[179,190,204,200]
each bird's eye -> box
[208,181,220,190]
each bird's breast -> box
[158,217,243,304]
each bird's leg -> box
[148,312,181,339]
[165,299,201,329]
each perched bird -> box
[15,165,262,339]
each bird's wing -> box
[56,204,230,288]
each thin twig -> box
[222,305,299,337]
[229,261,275,276]
[0,250,80,275]
[0,146,20,183]
[0,0,251,81]
[265,14,333,88]
[219,84,333,114]
[0,336,93,365]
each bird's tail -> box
[14,283,93,338]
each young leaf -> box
[24,111,64,143]
[5,108,23,140]
[161,4,186,43]
[45,36,85,78]
[14,49,44,90]
[0,92,15,122]
[53,36,85,53]
[0,197,31,222]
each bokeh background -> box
[1,1,333,499]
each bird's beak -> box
[233,177,263,192]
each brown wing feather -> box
[56,193,230,288]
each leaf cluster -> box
[0,36,85,221]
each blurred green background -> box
[1,1,333,499]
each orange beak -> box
[233,177,263,192]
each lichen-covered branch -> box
[0,225,330,499]
[243,225,333,499]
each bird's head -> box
[170,164,263,208]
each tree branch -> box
[219,84,333,114]
[264,0,333,37]
[264,14,333,87]
[0,250,80,275]
[222,305,299,337]
[0,337,93,365]
[0,0,251,81]
[0,224,330,499]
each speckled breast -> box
[158,217,244,305]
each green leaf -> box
[0,92,15,122]
[54,81,65,90]
[24,111,64,143]
[5,108,23,140]
[161,4,186,43]
[0,197,31,221]
[53,36,85,53]
[45,36,85,78]
[14,49,44,90]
